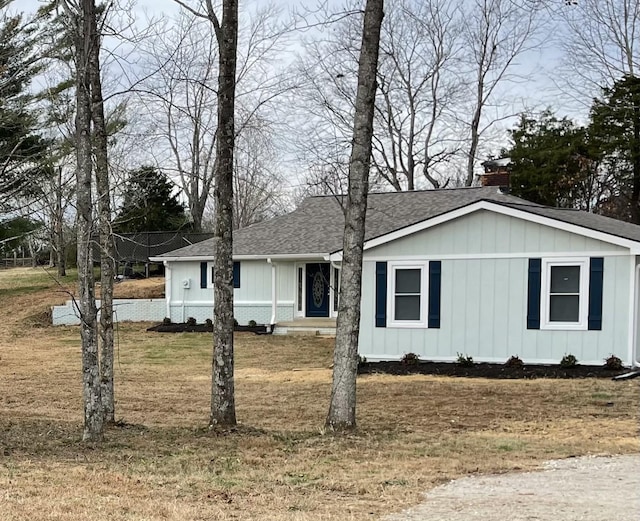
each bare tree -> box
[173,0,239,428]
[295,0,464,193]
[461,0,541,186]
[232,124,287,229]
[558,0,640,101]
[373,0,463,190]
[327,0,384,431]
[136,13,217,232]
[89,6,115,425]
[138,4,292,231]
[63,0,103,441]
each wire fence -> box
[112,232,214,263]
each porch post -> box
[164,261,171,320]
[268,258,277,325]
[630,259,639,367]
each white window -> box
[387,261,428,328]
[540,258,589,330]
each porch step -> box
[272,325,336,337]
[273,318,336,337]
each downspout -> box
[267,258,277,328]
[164,261,171,320]
[633,262,640,367]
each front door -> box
[305,263,330,317]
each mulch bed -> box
[358,361,631,379]
[147,323,270,334]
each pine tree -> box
[114,167,189,232]
[506,111,601,211]
[0,1,48,210]
[589,75,640,222]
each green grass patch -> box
[495,439,528,452]
[591,392,614,400]
[0,284,52,298]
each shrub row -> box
[396,352,624,369]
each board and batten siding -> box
[360,210,631,365]
[166,260,296,324]
[368,210,627,257]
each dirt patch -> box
[359,361,629,379]
[109,277,165,299]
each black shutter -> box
[428,261,441,328]
[527,258,541,329]
[375,262,387,327]
[233,261,241,288]
[200,261,207,289]
[588,257,604,331]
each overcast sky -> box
[14,0,589,191]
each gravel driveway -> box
[387,454,640,521]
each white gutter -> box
[150,253,331,263]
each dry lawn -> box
[0,267,638,520]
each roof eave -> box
[151,253,331,263]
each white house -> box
[151,186,640,367]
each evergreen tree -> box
[589,75,640,223]
[114,167,189,232]
[505,111,601,210]
[0,1,48,210]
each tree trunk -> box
[89,14,115,424]
[465,103,482,187]
[75,0,103,441]
[54,166,66,277]
[326,0,384,431]
[210,0,239,428]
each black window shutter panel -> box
[527,258,541,329]
[233,261,241,288]
[200,262,207,289]
[428,261,441,328]
[588,257,604,330]
[375,262,387,327]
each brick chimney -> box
[480,157,511,187]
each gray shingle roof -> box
[156,187,640,259]
[498,202,640,243]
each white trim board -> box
[327,201,640,260]
[362,251,628,262]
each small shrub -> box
[560,353,578,368]
[456,352,474,367]
[401,352,420,365]
[248,319,257,327]
[604,354,623,370]
[186,316,197,326]
[205,318,213,328]
[162,317,172,325]
[504,355,524,368]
